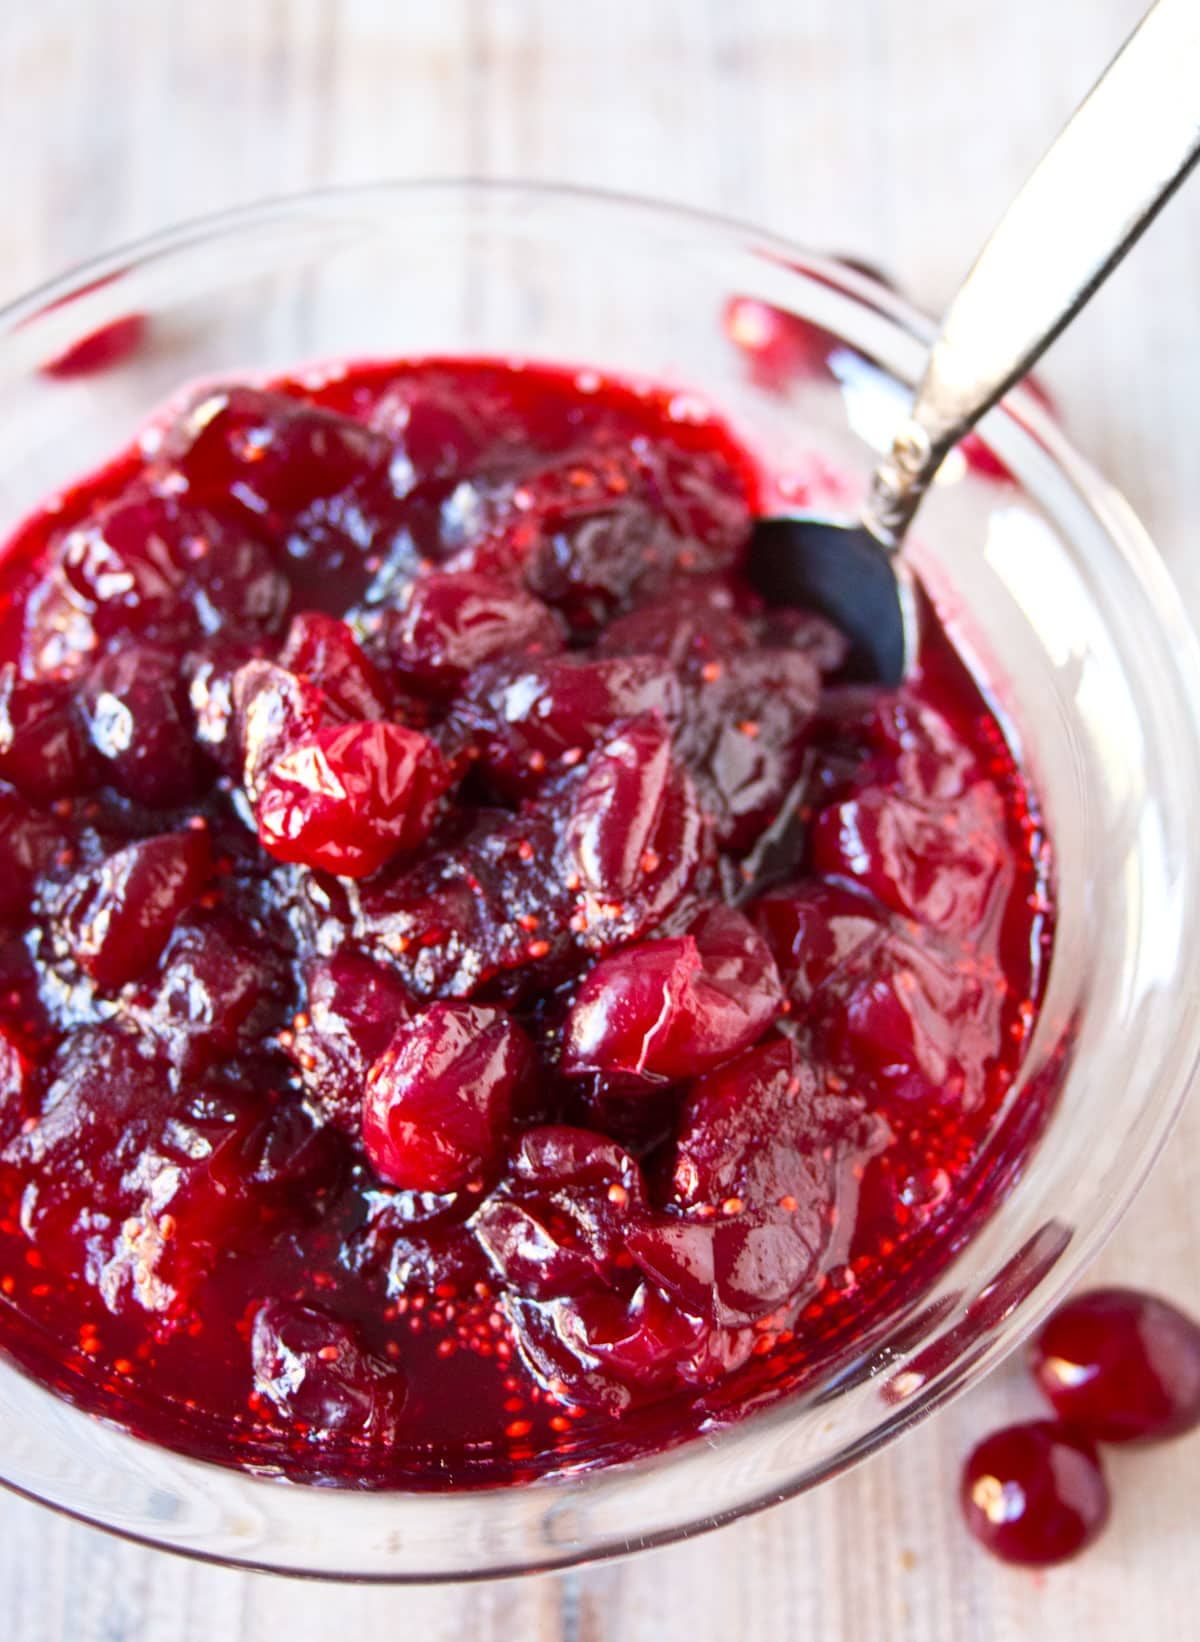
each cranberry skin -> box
[472,1125,647,1300]
[382,572,566,697]
[0,786,61,925]
[810,921,1003,1111]
[0,665,94,802]
[159,385,392,522]
[675,649,820,852]
[1030,1287,1200,1444]
[561,905,783,1084]
[251,1299,403,1435]
[278,611,390,720]
[288,951,414,1134]
[137,915,288,1077]
[594,578,757,673]
[369,378,492,484]
[363,1002,533,1192]
[233,658,344,802]
[25,492,288,677]
[81,646,206,806]
[458,653,681,799]
[961,1422,1110,1566]
[810,782,1011,938]
[256,721,449,878]
[565,715,711,953]
[53,829,212,991]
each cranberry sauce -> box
[0,359,1053,1486]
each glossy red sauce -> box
[0,358,1053,1485]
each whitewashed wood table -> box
[2,3,1199,1637]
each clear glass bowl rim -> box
[0,178,1197,1582]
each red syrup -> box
[0,358,1053,1486]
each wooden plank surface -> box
[2,2,1199,1637]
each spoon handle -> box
[866,0,1200,549]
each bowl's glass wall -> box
[0,184,1197,1580]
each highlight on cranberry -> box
[960,1421,1110,1567]
[1030,1286,1200,1445]
[0,356,1055,1485]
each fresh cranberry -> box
[562,905,783,1083]
[0,665,94,802]
[278,611,390,720]
[51,829,212,990]
[81,645,206,806]
[251,1298,404,1434]
[256,720,449,877]
[1029,1287,1200,1444]
[287,951,414,1134]
[961,1422,1110,1566]
[363,1001,533,1193]
[564,715,711,953]
[456,653,681,799]
[381,572,565,697]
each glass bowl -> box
[0,181,1198,1582]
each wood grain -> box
[1,2,1199,1637]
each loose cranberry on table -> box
[1030,1287,1200,1445]
[961,1420,1110,1567]
[0,356,1054,1486]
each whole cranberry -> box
[1029,1287,1200,1444]
[277,610,390,720]
[363,1001,532,1193]
[561,905,783,1083]
[255,720,449,878]
[81,645,206,806]
[960,1421,1110,1566]
[0,665,94,802]
[382,571,565,697]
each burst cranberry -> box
[251,1298,403,1435]
[363,1002,533,1192]
[457,653,681,798]
[24,492,287,677]
[1029,1287,1200,1444]
[382,572,565,697]
[0,786,61,925]
[136,915,287,1077]
[472,1125,646,1299]
[562,905,783,1083]
[810,782,1011,937]
[0,665,94,802]
[961,1422,1110,1566]
[675,649,820,851]
[81,645,206,806]
[753,878,887,1006]
[594,578,758,672]
[565,715,710,951]
[278,611,390,720]
[52,829,212,990]
[287,951,413,1134]
[233,658,343,802]
[353,806,574,1000]
[256,720,449,877]
[369,376,496,484]
[810,921,1004,1110]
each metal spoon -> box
[748,0,1200,685]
